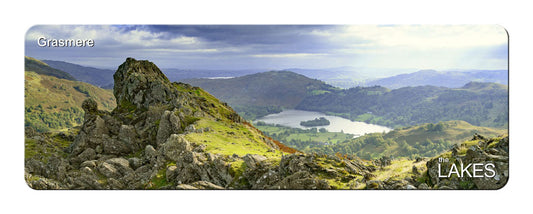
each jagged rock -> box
[80,160,97,168]
[279,154,320,176]
[29,177,64,190]
[161,134,191,161]
[75,148,96,164]
[98,162,120,178]
[102,137,131,155]
[113,58,176,110]
[128,157,143,170]
[277,171,330,190]
[243,154,267,170]
[418,183,430,190]
[426,136,509,190]
[108,178,125,190]
[98,158,133,179]
[166,165,178,181]
[176,184,198,190]
[118,125,140,151]
[82,98,98,113]
[156,110,182,145]
[188,181,225,190]
[145,145,157,159]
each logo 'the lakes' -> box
[437,157,496,178]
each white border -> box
[2,0,531,213]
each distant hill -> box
[25,57,76,81]
[42,60,114,88]
[162,68,263,82]
[306,120,507,159]
[182,71,338,119]
[298,82,508,128]
[184,70,507,128]
[25,70,116,132]
[283,67,415,88]
[364,69,508,89]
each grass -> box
[184,119,283,158]
[371,159,427,182]
[146,168,172,189]
[254,123,354,146]
[25,71,116,132]
[25,132,73,161]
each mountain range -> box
[362,69,508,89]
[184,71,508,128]
[37,59,508,90]
[42,60,115,88]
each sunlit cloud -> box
[25,25,508,71]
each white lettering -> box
[484,163,496,178]
[448,164,460,177]
[461,163,472,177]
[36,37,94,47]
[37,37,47,47]
[438,164,447,178]
[473,163,484,178]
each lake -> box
[255,109,392,137]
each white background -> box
[1,0,530,213]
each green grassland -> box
[258,120,507,160]
[254,123,354,152]
[25,71,116,132]
[185,119,283,158]
[308,120,507,159]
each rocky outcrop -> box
[25,58,287,190]
[426,136,509,190]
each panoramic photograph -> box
[24,25,508,190]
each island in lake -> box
[300,117,330,127]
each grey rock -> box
[77,148,96,163]
[144,145,157,159]
[98,162,120,178]
[162,134,191,161]
[176,184,198,190]
[406,184,417,190]
[128,157,143,170]
[82,98,98,113]
[189,181,225,190]
[418,183,430,190]
[80,160,97,168]
[166,165,178,182]
[243,154,267,170]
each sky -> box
[25,25,508,71]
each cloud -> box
[24,25,508,70]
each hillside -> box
[183,70,507,128]
[297,82,508,128]
[183,71,338,119]
[364,69,508,89]
[303,120,507,159]
[25,59,116,132]
[25,56,76,81]
[43,60,114,88]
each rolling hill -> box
[183,70,508,128]
[363,69,508,89]
[25,56,76,81]
[25,58,116,132]
[183,71,338,119]
[304,120,507,159]
[42,60,115,88]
